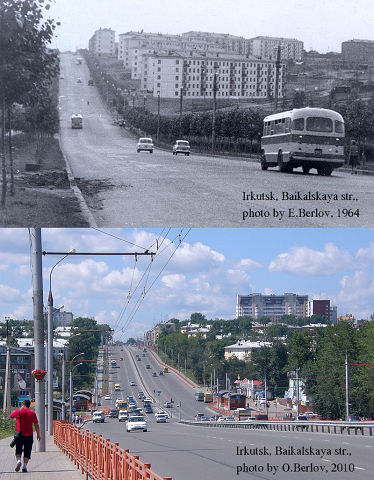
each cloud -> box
[269,243,353,276]
[0,284,20,303]
[236,258,263,270]
[168,241,225,273]
[161,274,187,289]
[226,269,249,284]
[335,270,374,316]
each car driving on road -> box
[92,411,105,423]
[155,412,168,423]
[137,138,154,153]
[126,415,147,432]
[118,410,128,422]
[173,139,190,156]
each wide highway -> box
[58,53,374,227]
[83,346,372,480]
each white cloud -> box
[226,269,249,284]
[269,243,353,276]
[236,258,263,270]
[356,242,374,260]
[169,241,225,273]
[0,284,20,303]
[161,274,187,289]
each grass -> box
[0,412,15,440]
[0,134,90,226]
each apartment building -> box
[236,293,308,321]
[141,51,285,99]
[145,322,176,347]
[0,344,34,404]
[182,31,250,55]
[306,299,331,322]
[89,28,116,56]
[224,340,271,361]
[342,39,374,63]
[249,36,304,61]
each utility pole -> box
[61,352,66,420]
[296,368,300,420]
[345,351,350,418]
[47,291,53,434]
[274,45,281,111]
[157,92,161,144]
[2,318,11,413]
[30,228,46,452]
[179,87,183,137]
[211,63,218,155]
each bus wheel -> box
[260,154,268,170]
[302,166,310,174]
[277,152,290,173]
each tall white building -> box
[141,52,285,99]
[249,36,303,61]
[89,28,116,56]
[236,293,308,320]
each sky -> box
[45,0,374,54]
[0,228,374,341]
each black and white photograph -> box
[1,0,374,226]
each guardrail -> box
[180,419,374,436]
[54,421,171,480]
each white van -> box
[92,410,105,423]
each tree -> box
[0,0,59,204]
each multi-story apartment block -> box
[0,344,34,404]
[145,322,176,347]
[224,340,271,361]
[141,51,285,99]
[181,31,250,56]
[236,293,308,321]
[306,299,331,322]
[342,39,374,63]
[249,36,303,61]
[89,28,116,56]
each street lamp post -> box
[69,361,84,422]
[47,248,75,435]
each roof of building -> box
[224,340,271,350]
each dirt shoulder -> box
[0,134,90,227]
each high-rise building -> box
[306,299,331,322]
[236,293,308,320]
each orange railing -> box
[54,421,172,480]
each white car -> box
[118,410,128,422]
[137,138,153,153]
[155,412,168,423]
[126,415,147,432]
[92,411,105,423]
[104,395,111,400]
[173,140,190,156]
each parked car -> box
[88,79,94,86]
[137,137,153,153]
[126,415,147,432]
[109,409,119,418]
[146,365,151,369]
[118,410,128,422]
[92,411,105,423]
[217,416,235,422]
[77,78,82,83]
[104,395,111,400]
[173,139,190,156]
[345,415,361,422]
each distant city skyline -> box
[0,228,373,341]
[47,0,374,54]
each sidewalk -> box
[0,434,82,480]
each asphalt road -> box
[58,53,374,227]
[86,346,372,480]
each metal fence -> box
[180,419,374,436]
[54,421,171,480]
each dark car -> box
[159,371,163,376]
[109,409,119,418]
[163,401,173,408]
[152,372,157,377]
[144,406,153,414]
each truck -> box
[194,391,204,401]
[71,114,82,129]
[204,392,213,403]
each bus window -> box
[306,117,333,132]
[335,120,344,134]
[285,118,291,132]
[291,118,304,131]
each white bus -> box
[71,114,83,129]
[260,107,345,176]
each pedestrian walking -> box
[9,399,40,473]
[348,139,360,174]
